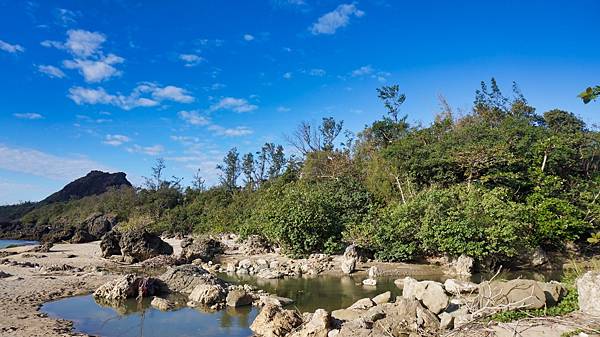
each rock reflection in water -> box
[42,295,258,337]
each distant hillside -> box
[41,170,132,204]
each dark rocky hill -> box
[41,170,132,204]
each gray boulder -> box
[402,277,449,314]
[119,229,173,262]
[159,264,225,294]
[478,279,548,311]
[577,271,600,316]
[188,283,226,307]
[226,289,253,307]
[290,309,330,337]
[93,274,163,301]
[180,236,224,263]
[100,230,122,258]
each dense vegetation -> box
[11,79,600,265]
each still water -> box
[0,239,38,249]
[41,271,563,337]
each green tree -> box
[217,148,241,192]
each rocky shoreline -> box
[1,234,600,337]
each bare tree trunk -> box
[541,150,548,172]
[394,175,406,204]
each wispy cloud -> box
[208,125,253,137]
[103,134,130,146]
[179,53,204,67]
[0,39,25,53]
[310,3,364,35]
[178,110,253,137]
[276,106,291,112]
[283,72,293,79]
[243,34,255,41]
[308,68,326,77]
[209,97,257,113]
[38,65,66,78]
[13,113,43,120]
[126,144,164,156]
[0,144,109,180]
[178,110,210,126]
[350,64,390,82]
[53,8,79,26]
[68,83,194,110]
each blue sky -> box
[1,0,599,204]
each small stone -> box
[362,278,377,286]
[151,297,174,311]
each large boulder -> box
[70,229,95,243]
[100,230,122,258]
[447,254,474,276]
[159,264,226,294]
[290,309,330,337]
[444,279,478,295]
[188,283,226,307]
[180,236,224,263]
[341,245,358,274]
[402,277,449,314]
[119,229,173,262]
[226,289,253,307]
[93,274,163,302]
[83,212,118,238]
[373,298,440,335]
[576,271,600,316]
[250,304,303,337]
[478,279,548,311]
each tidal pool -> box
[41,270,563,337]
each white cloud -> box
[13,113,43,120]
[179,53,204,67]
[277,106,291,112]
[209,97,257,113]
[103,134,130,146]
[178,110,210,126]
[126,144,164,156]
[210,83,226,90]
[0,40,25,53]
[350,65,390,82]
[308,68,326,76]
[64,29,106,58]
[63,53,124,82]
[283,72,293,79]
[68,83,193,110]
[38,65,66,78]
[243,34,255,41]
[351,65,373,77]
[208,125,253,137]
[310,3,364,35]
[53,8,79,26]
[0,144,109,180]
[41,40,64,49]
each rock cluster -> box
[180,236,224,263]
[246,277,570,337]
[99,229,173,262]
[93,274,165,302]
[219,254,336,279]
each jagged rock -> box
[151,297,174,311]
[226,289,253,307]
[241,235,273,255]
[402,277,448,314]
[159,264,225,294]
[349,298,375,310]
[33,242,53,253]
[93,274,163,301]
[443,279,478,295]
[372,298,420,335]
[188,283,226,307]
[577,271,600,316]
[0,271,11,278]
[372,291,391,305]
[478,279,548,311]
[250,304,303,337]
[119,229,173,262]
[447,254,474,276]
[100,230,122,258]
[83,213,118,239]
[341,245,358,274]
[180,236,224,263]
[530,247,549,267]
[290,309,330,337]
[70,229,95,244]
